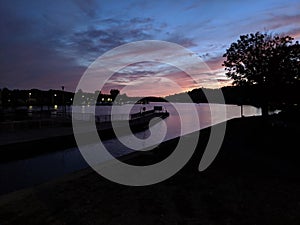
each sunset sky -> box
[1,0,300,96]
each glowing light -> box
[54,105,58,109]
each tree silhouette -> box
[110,89,120,101]
[223,32,300,117]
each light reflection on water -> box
[0,103,261,194]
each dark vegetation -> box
[168,32,300,115]
[223,32,300,116]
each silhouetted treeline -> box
[73,89,166,105]
[0,88,74,107]
[0,88,167,107]
[166,84,300,109]
[1,84,299,110]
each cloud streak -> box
[0,0,299,96]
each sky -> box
[1,0,300,96]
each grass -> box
[0,115,299,225]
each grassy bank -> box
[0,116,299,225]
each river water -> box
[0,103,261,194]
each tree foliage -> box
[223,32,300,87]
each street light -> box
[62,85,66,116]
[28,92,32,107]
[52,93,56,108]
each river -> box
[0,103,261,194]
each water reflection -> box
[0,103,261,194]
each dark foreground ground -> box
[0,115,300,225]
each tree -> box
[110,89,120,101]
[223,32,300,117]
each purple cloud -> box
[1,0,299,96]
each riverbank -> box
[0,124,76,161]
[0,109,169,162]
[0,115,300,225]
